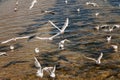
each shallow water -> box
[0,0,120,80]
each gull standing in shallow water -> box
[49,18,69,34]
[15,0,19,5]
[58,39,70,50]
[29,0,37,10]
[84,53,103,64]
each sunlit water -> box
[0,0,120,79]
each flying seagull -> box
[34,57,44,78]
[58,39,70,50]
[34,57,56,78]
[84,53,103,64]
[43,65,56,78]
[49,18,69,34]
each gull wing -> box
[43,67,53,73]
[1,36,30,44]
[84,56,96,62]
[14,36,30,40]
[34,57,41,68]
[61,18,69,32]
[36,68,43,78]
[1,38,14,44]
[49,20,61,32]
[64,39,70,43]
[29,0,37,10]
[49,32,60,40]
[52,65,56,73]
[0,52,7,56]
[98,53,103,61]
[35,36,49,40]
[43,66,55,73]
[35,32,60,40]
[27,35,36,41]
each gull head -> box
[59,43,64,50]
[65,0,68,4]
[111,45,118,52]
[16,0,19,5]
[95,12,99,17]
[96,59,101,64]
[86,2,90,5]
[77,8,80,13]
[59,39,70,50]
[14,7,18,12]
[10,45,14,50]
[94,25,100,31]
[35,48,40,54]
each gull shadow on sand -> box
[2,60,29,68]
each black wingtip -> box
[27,35,36,41]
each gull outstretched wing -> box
[49,20,61,32]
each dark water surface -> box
[0,0,120,80]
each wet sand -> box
[0,0,120,80]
